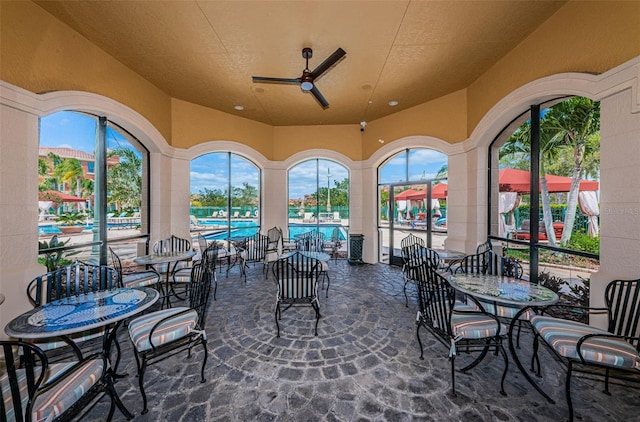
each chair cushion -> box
[1,359,104,422]
[123,270,159,288]
[451,312,506,339]
[531,315,640,369]
[128,307,199,352]
[172,267,193,283]
[26,328,105,352]
[468,298,535,320]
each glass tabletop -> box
[448,273,558,307]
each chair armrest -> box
[40,353,107,390]
[452,307,503,334]
[538,303,608,316]
[576,332,640,365]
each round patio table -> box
[5,287,159,419]
[134,250,195,308]
[448,273,559,402]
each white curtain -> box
[499,192,521,237]
[431,199,441,217]
[38,201,53,211]
[578,191,600,237]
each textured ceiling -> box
[35,1,566,126]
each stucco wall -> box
[1,1,639,162]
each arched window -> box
[287,159,349,258]
[489,96,600,291]
[377,148,448,265]
[38,111,150,264]
[190,152,261,240]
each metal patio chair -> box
[525,278,640,422]
[127,262,212,414]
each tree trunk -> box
[540,178,557,247]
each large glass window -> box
[190,152,260,240]
[378,148,448,265]
[490,96,600,291]
[38,111,150,265]
[287,159,349,258]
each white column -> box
[591,88,640,327]
[0,103,44,337]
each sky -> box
[42,111,448,199]
[40,111,138,155]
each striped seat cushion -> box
[531,316,640,369]
[1,359,104,422]
[123,271,159,288]
[451,312,506,339]
[468,298,535,320]
[172,267,193,283]
[26,328,105,352]
[128,307,199,352]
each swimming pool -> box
[203,224,347,241]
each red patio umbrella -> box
[39,190,86,202]
[402,183,448,200]
[394,188,420,200]
[498,168,598,193]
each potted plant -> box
[38,235,76,271]
[55,211,87,234]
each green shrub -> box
[567,231,600,254]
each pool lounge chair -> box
[190,215,205,230]
[232,211,240,218]
[211,211,218,218]
[244,211,251,218]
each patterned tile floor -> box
[84,261,638,421]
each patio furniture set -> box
[400,239,640,422]
[1,227,341,421]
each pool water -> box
[203,223,347,241]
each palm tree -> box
[107,147,142,210]
[543,98,600,244]
[52,157,83,194]
[501,97,600,245]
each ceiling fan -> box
[252,47,346,108]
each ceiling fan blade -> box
[310,86,329,108]
[310,48,346,79]
[252,76,300,84]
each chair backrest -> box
[605,279,640,349]
[299,231,324,252]
[476,239,492,254]
[1,341,48,422]
[109,247,125,284]
[200,241,219,276]
[273,251,320,300]
[188,263,212,328]
[413,263,454,338]
[243,233,269,263]
[266,227,282,250]
[401,243,427,268]
[153,235,191,254]
[27,261,120,306]
[400,233,425,250]
[197,234,208,256]
[424,247,443,269]
[330,226,341,243]
[487,251,524,278]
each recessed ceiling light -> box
[368,100,373,104]
[378,139,385,144]
[388,100,399,106]
[234,105,244,111]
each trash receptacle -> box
[348,234,364,265]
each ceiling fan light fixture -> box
[300,74,314,91]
